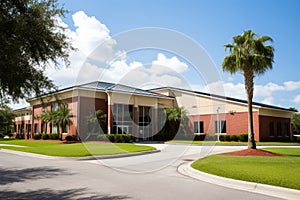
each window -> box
[112,104,134,134]
[269,122,274,136]
[138,106,152,138]
[41,123,45,133]
[34,123,38,133]
[194,121,204,133]
[277,122,282,137]
[215,120,226,133]
[51,103,58,111]
[284,123,290,137]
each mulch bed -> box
[222,149,282,157]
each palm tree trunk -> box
[244,71,257,149]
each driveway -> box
[0,143,283,199]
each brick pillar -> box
[152,108,158,139]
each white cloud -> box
[284,81,300,91]
[151,53,188,74]
[45,11,190,90]
[71,11,110,56]
[293,95,300,104]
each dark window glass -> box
[269,122,274,136]
[277,122,282,136]
[215,120,226,133]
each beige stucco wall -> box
[109,92,173,108]
[29,89,107,106]
[159,89,259,116]
[259,108,293,118]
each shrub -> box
[49,133,59,140]
[239,134,248,142]
[230,135,239,141]
[194,134,206,141]
[99,134,132,143]
[33,134,41,140]
[65,135,74,141]
[219,135,225,141]
[42,134,50,140]
[97,134,107,141]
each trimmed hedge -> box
[98,134,132,143]
[33,133,60,140]
[65,135,74,141]
[219,134,248,142]
[33,134,42,140]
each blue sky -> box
[12,0,300,110]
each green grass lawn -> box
[191,148,300,190]
[169,140,300,146]
[0,140,156,157]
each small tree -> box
[164,107,187,138]
[293,112,300,134]
[0,104,15,133]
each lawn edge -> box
[178,161,300,200]
[0,148,160,160]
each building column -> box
[107,92,113,134]
[152,103,158,139]
[133,106,139,139]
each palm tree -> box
[86,109,107,134]
[54,102,75,139]
[222,30,274,149]
[41,110,52,133]
[165,107,187,138]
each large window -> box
[138,106,152,138]
[269,122,274,136]
[277,122,282,137]
[113,104,134,134]
[194,121,204,134]
[34,123,38,133]
[284,123,290,137]
[215,120,226,133]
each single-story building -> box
[151,87,294,142]
[14,81,294,142]
[26,81,173,140]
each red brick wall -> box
[31,97,78,139]
[259,115,291,142]
[188,111,260,140]
[78,97,107,140]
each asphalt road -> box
[0,144,283,200]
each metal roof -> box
[150,86,293,112]
[75,81,173,99]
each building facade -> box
[14,81,294,142]
[13,107,32,139]
[151,87,294,142]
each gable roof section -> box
[78,81,173,99]
[150,86,292,112]
[28,81,173,101]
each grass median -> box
[191,148,300,190]
[168,140,300,146]
[0,140,156,157]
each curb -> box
[0,148,59,160]
[74,150,161,160]
[0,148,160,160]
[178,161,300,200]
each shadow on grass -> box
[0,167,71,185]
[0,188,129,199]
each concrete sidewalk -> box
[0,148,160,160]
[178,161,300,200]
